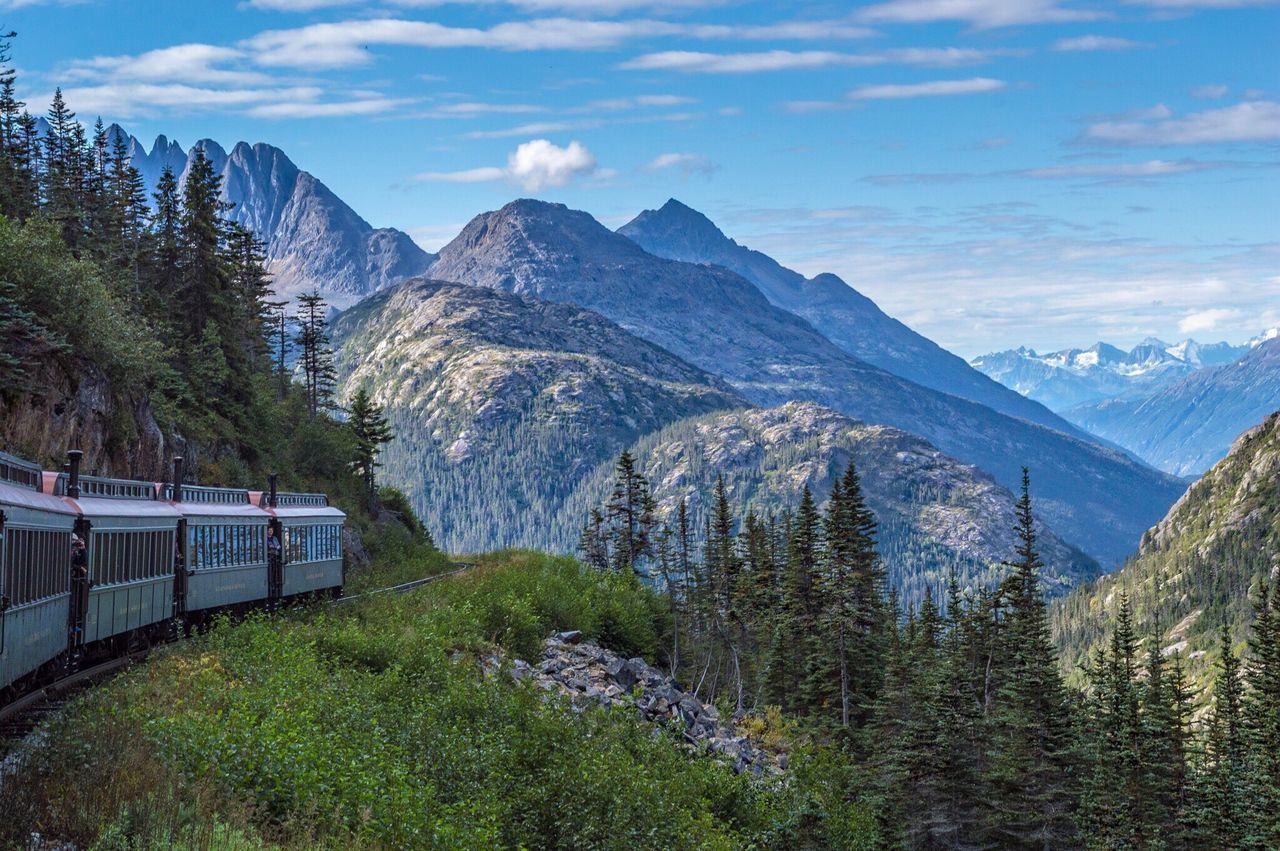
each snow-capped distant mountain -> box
[1065,336,1280,476]
[971,336,1256,412]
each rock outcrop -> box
[499,632,786,777]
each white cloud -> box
[248,97,413,118]
[243,18,676,68]
[1019,159,1225,177]
[1052,35,1150,51]
[413,166,508,183]
[849,77,1006,99]
[783,100,853,114]
[64,44,274,86]
[433,102,547,115]
[507,139,597,189]
[1178,307,1243,333]
[465,121,589,139]
[620,47,996,73]
[1085,101,1280,144]
[1191,84,1229,99]
[578,94,695,111]
[855,0,1104,28]
[1127,0,1280,8]
[415,139,599,190]
[644,151,717,176]
[50,83,328,119]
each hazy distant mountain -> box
[618,199,1074,434]
[971,335,1262,412]
[427,198,1186,566]
[111,127,433,306]
[1064,336,1280,476]
[562,402,1099,607]
[331,278,746,553]
[1054,411,1280,705]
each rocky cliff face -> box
[427,199,1186,568]
[1053,411,1280,703]
[330,278,746,553]
[618,199,1076,436]
[1063,337,1280,477]
[0,359,180,481]
[114,127,433,307]
[564,402,1097,605]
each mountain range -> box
[112,127,433,306]
[95,126,1195,574]
[618,199,1072,434]
[332,278,1096,604]
[970,336,1257,413]
[425,199,1185,567]
[1064,336,1280,477]
[1053,410,1280,705]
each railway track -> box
[0,561,475,739]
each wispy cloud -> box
[1018,159,1232,178]
[63,44,275,86]
[1178,307,1243,334]
[248,96,413,118]
[1051,35,1151,51]
[855,0,1104,28]
[1191,84,1229,99]
[414,138,600,190]
[620,47,998,73]
[643,151,717,176]
[432,102,547,115]
[1085,100,1280,145]
[849,77,1007,99]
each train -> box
[0,449,345,710]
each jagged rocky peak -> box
[107,123,434,306]
[623,198,745,259]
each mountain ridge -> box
[617,198,1079,435]
[426,198,1187,567]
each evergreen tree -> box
[985,469,1076,848]
[1191,626,1247,847]
[294,290,337,419]
[578,508,610,572]
[349,387,394,505]
[1243,582,1280,848]
[604,450,657,576]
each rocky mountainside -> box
[1053,411,1280,704]
[113,127,433,306]
[1064,337,1280,476]
[971,336,1256,412]
[619,199,1074,434]
[427,199,1186,567]
[563,402,1098,606]
[330,278,746,553]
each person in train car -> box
[71,534,88,632]
[267,526,281,562]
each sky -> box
[4,0,1278,358]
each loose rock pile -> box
[505,630,786,776]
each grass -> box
[2,551,869,850]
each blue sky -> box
[5,0,1278,357]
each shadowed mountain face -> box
[331,278,747,553]
[1064,337,1280,476]
[562,402,1099,608]
[618,199,1077,435]
[1054,411,1280,706]
[427,199,1187,567]
[113,127,433,306]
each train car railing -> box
[51,474,156,501]
[0,452,42,491]
[262,492,329,508]
[159,484,251,505]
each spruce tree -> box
[294,290,337,418]
[349,387,394,506]
[985,469,1076,848]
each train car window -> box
[2,527,71,606]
